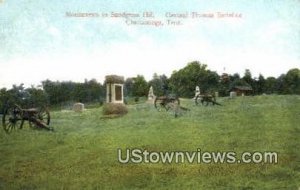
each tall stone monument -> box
[105,75,124,104]
[148,86,155,100]
[194,86,201,99]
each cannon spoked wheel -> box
[2,105,24,133]
[29,107,50,129]
[154,97,165,111]
[195,94,219,106]
[154,96,180,111]
[167,98,180,111]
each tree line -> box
[0,61,299,111]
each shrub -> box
[102,103,128,116]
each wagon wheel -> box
[172,97,180,105]
[154,97,166,111]
[29,107,50,128]
[2,105,24,133]
[166,97,180,111]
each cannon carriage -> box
[154,95,180,111]
[2,104,52,133]
[195,94,221,106]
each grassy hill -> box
[0,95,299,189]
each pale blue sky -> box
[0,0,299,88]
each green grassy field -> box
[0,95,299,189]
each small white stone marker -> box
[73,103,84,112]
[230,91,237,98]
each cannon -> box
[195,94,221,106]
[154,95,190,117]
[2,104,52,133]
[154,95,180,111]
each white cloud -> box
[1,14,299,89]
[48,26,61,38]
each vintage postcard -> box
[0,0,299,189]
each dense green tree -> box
[0,88,9,113]
[124,78,134,97]
[132,75,148,97]
[42,79,104,105]
[219,77,229,97]
[83,79,105,102]
[230,73,241,82]
[243,69,252,84]
[25,86,49,107]
[265,77,277,94]
[284,68,300,94]
[229,78,251,90]
[276,74,286,94]
[242,69,254,90]
[0,84,49,112]
[7,84,27,106]
[169,61,219,97]
[255,74,266,95]
[219,73,241,96]
[42,80,66,105]
[148,73,169,96]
